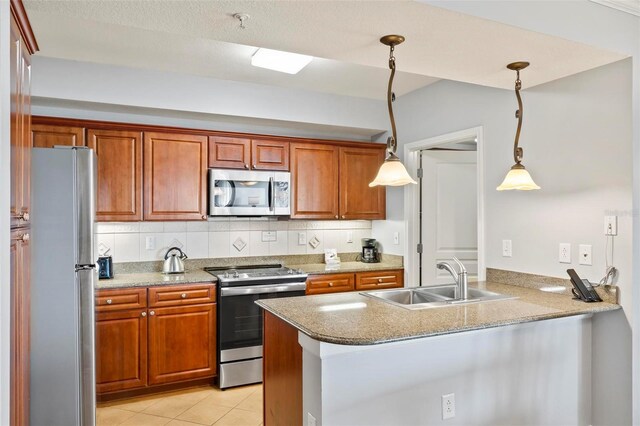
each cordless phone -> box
[566,269,602,302]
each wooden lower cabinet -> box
[96,309,148,393]
[307,269,404,295]
[148,303,216,385]
[263,311,302,426]
[355,270,404,290]
[306,273,355,295]
[95,284,217,396]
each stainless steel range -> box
[205,264,307,389]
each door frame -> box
[403,126,485,285]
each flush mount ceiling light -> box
[251,48,313,74]
[496,61,541,191]
[369,35,417,187]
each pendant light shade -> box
[496,164,540,191]
[369,153,416,187]
[369,35,417,188]
[497,61,540,191]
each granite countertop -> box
[95,270,216,290]
[256,281,621,346]
[289,261,403,275]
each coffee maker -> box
[361,238,381,263]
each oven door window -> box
[219,291,304,352]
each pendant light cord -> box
[386,44,398,155]
[513,70,524,164]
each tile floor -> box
[97,384,263,426]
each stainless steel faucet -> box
[437,257,468,300]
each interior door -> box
[420,151,477,285]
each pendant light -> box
[496,61,540,191]
[369,35,417,187]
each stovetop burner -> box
[204,264,307,286]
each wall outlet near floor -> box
[442,393,455,420]
[307,413,317,426]
[604,216,618,236]
[559,243,571,263]
[502,240,512,257]
[298,232,307,245]
[393,232,399,245]
[579,244,592,265]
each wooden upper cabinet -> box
[10,15,33,230]
[209,137,289,171]
[208,137,250,169]
[251,139,289,171]
[88,129,142,222]
[339,147,386,220]
[31,124,85,148]
[144,132,208,221]
[290,143,339,219]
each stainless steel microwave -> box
[208,169,291,216]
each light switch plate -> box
[298,232,306,245]
[393,232,399,245]
[347,231,353,243]
[145,236,155,250]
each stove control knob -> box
[233,271,240,278]
[223,272,229,278]
[298,269,305,274]
[287,269,294,274]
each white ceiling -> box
[24,0,628,100]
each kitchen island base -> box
[265,313,593,425]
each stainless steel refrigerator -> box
[30,147,96,426]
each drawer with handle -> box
[96,288,147,312]
[148,284,216,307]
[306,273,355,295]
[355,270,404,290]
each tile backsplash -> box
[96,219,372,263]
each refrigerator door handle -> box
[77,267,97,426]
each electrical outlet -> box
[604,216,618,236]
[579,244,592,265]
[393,232,399,245]
[307,413,317,426]
[559,243,571,263]
[502,240,512,257]
[145,236,156,250]
[262,231,277,242]
[442,393,455,420]
[298,232,306,245]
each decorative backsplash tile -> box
[96,219,372,263]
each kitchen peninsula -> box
[258,270,620,426]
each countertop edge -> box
[256,291,621,346]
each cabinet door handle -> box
[341,215,346,219]
[12,233,29,243]
[141,311,147,317]
[12,212,29,222]
[244,164,249,169]
[334,215,338,219]
[106,299,112,305]
[378,278,383,283]
[149,311,155,316]
[202,215,207,220]
[181,293,187,299]
[252,164,256,169]
[329,282,334,287]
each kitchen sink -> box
[361,284,516,310]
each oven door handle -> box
[268,177,275,212]
[220,282,307,296]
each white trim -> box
[403,126,485,285]
[589,0,640,16]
